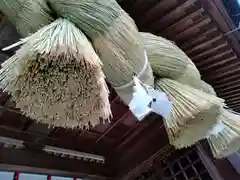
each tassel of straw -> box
[48,0,153,103]
[0,0,53,37]
[182,77,240,157]
[142,32,189,79]
[208,109,240,158]
[0,18,111,129]
[155,78,225,148]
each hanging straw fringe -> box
[155,78,225,148]
[172,105,221,149]
[208,109,240,158]
[0,18,111,129]
[48,0,153,104]
[0,0,53,36]
[171,80,218,148]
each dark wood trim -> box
[200,0,240,57]
[13,172,19,180]
[213,158,240,180]
[0,126,111,156]
[119,145,173,180]
[196,143,223,180]
[0,148,113,180]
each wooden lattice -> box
[161,148,212,180]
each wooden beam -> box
[199,56,237,72]
[152,0,199,33]
[129,0,159,21]
[226,101,240,108]
[185,34,223,54]
[205,63,240,81]
[215,83,240,94]
[197,50,233,67]
[113,113,157,153]
[213,78,240,89]
[181,27,218,50]
[95,111,131,143]
[138,0,179,28]
[112,116,173,179]
[223,94,240,103]
[225,97,240,105]
[205,69,240,86]
[196,143,224,180]
[160,8,204,35]
[120,144,173,180]
[174,17,211,41]
[0,148,112,180]
[191,42,227,60]
[218,86,240,97]
[0,126,111,156]
[199,0,240,58]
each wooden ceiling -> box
[120,0,240,111]
[0,0,240,179]
[0,18,170,176]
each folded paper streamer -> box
[129,77,152,120]
[114,52,154,104]
[149,90,173,118]
[210,124,226,136]
[129,77,172,120]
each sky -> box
[0,172,78,180]
[0,172,14,180]
[238,0,240,6]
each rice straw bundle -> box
[142,32,189,79]
[0,0,53,36]
[208,109,240,158]
[199,81,217,96]
[174,60,201,87]
[0,18,111,129]
[155,78,225,148]
[172,80,218,148]
[48,0,153,104]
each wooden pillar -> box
[13,172,19,180]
